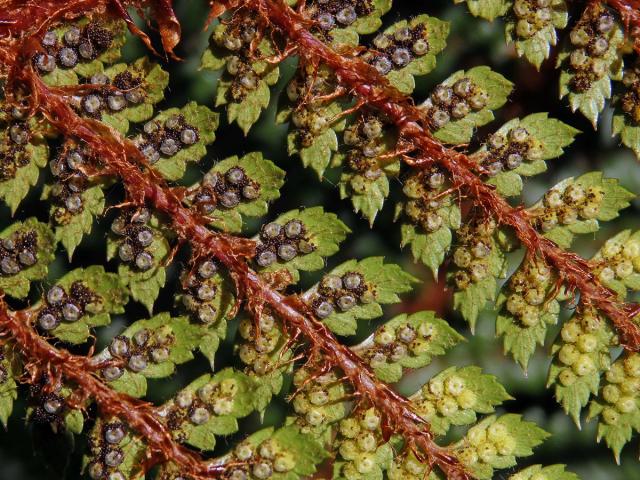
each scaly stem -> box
[0,300,228,477]
[0,1,470,477]
[220,0,640,350]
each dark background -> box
[1,0,640,478]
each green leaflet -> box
[353,311,464,383]
[495,257,561,370]
[221,425,327,480]
[236,314,292,412]
[396,170,461,278]
[375,15,450,94]
[289,369,348,441]
[389,451,441,480]
[339,168,390,227]
[411,366,512,435]
[0,218,55,299]
[40,19,127,87]
[0,345,19,427]
[0,119,49,214]
[587,353,640,461]
[254,206,350,282]
[337,116,400,224]
[302,257,417,336]
[202,22,279,134]
[333,442,393,480]
[481,113,580,196]
[612,111,640,158]
[509,465,580,480]
[141,102,218,181]
[158,369,256,451]
[82,418,146,480]
[287,103,345,180]
[527,171,635,249]
[278,66,346,179]
[557,8,624,127]
[431,66,514,145]
[25,385,84,434]
[177,263,236,366]
[93,57,169,134]
[310,0,392,46]
[35,265,128,344]
[106,212,169,314]
[101,313,203,398]
[612,67,640,158]
[504,0,568,69]
[398,203,460,280]
[42,183,105,259]
[332,408,393,480]
[590,230,640,299]
[450,231,508,331]
[196,152,285,233]
[453,414,549,480]
[547,309,615,426]
[496,296,560,371]
[455,0,511,21]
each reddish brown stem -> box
[0,2,469,477]
[0,300,227,478]
[225,0,640,350]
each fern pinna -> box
[0,0,640,479]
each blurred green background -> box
[2,0,640,478]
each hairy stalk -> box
[0,1,470,477]
[214,0,640,350]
